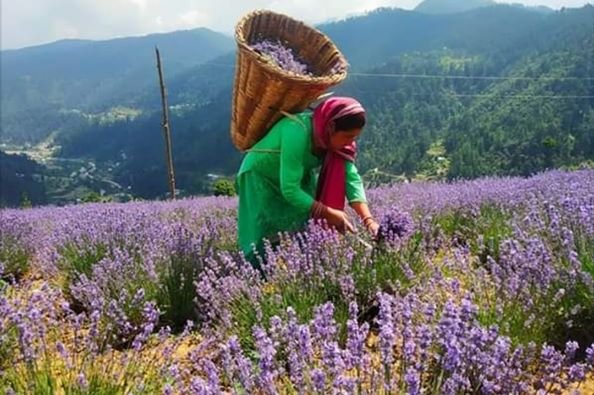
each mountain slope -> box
[0,28,234,143]
[2,5,593,205]
[319,5,548,70]
[415,0,496,14]
[0,152,47,206]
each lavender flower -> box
[376,208,414,245]
[253,326,278,394]
[311,368,326,393]
[251,39,312,75]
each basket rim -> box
[235,9,348,84]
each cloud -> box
[1,0,591,50]
[498,0,591,6]
[2,0,152,49]
[178,10,210,27]
[129,0,148,10]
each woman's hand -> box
[350,202,379,238]
[365,218,380,238]
[325,207,355,233]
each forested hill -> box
[414,0,497,14]
[1,4,593,206]
[0,28,235,143]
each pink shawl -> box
[312,97,365,211]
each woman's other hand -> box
[350,202,379,237]
[365,219,379,238]
[326,207,355,233]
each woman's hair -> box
[333,112,366,132]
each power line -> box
[201,63,235,68]
[380,93,594,100]
[349,72,594,81]
[199,63,594,82]
[444,93,594,99]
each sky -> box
[1,0,592,50]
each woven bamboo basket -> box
[230,10,348,151]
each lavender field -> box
[1,169,594,394]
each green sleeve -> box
[346,161,367,203]
[279,119,315,212]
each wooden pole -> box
[155,46,176,200]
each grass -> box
[0,236,32,281]
[156,252,204,333]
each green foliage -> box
[1,30,235,144]
[0,151,47,207]
[0,340,167,394]
[0,314,16,373]
[2,370,121,395]
[80,191,112,203]
[2,5,594,203]
[434,204,512,262]
[444,53,593,179]
[415,0,496,15]
[477,293,554,346]
[57,242,108,285]
[0,237,31,281]
[415,140,450,181]
[212,178,236,197]
[20,192,33,208]
[547,230,594,357]
[156,252,203,332]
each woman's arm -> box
[351,201,379,236]
[346,162,379,235]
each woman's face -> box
[329,128,362,151]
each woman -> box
[237,96,379,271]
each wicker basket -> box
[230,10,348,151]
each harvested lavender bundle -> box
[252,38,346,76]
[251,39,312,75]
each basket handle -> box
[279,110,307,130]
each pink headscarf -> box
[312,97,365,211]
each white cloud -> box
[129,0,148,9]
[1,0,591,50]
[50,22,80,40]
[178,10,210,27]
[497,0,591,6]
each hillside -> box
[1,4,593,206]
[0,152,47,206]
[0,28,234,143]
[414,0,496,14]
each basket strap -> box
[246,111,309,154]
[279,110,307,130]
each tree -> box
[80,191,112,203]
[20,192,32,208]
[212,179,236,197]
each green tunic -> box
[236,112,367,262]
